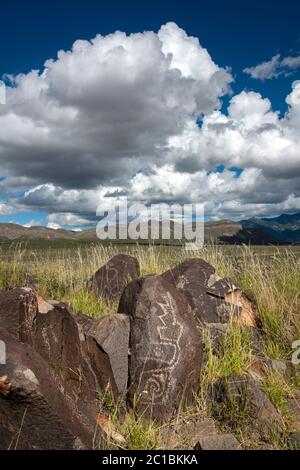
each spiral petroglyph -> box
[141,372,168,403]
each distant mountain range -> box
[0,212,299,245]
[223,212,300,245]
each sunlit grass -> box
[200,319,253,400]
[261,371,293,417]
[0,242,299,356]
[0,242,299,350]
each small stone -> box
[270,359,293,379]
[287,398,300,432]
[160,418,218,450]
[194,433,241,450]
[289,432,300,449]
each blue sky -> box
[1,0,299,113]
[0,0,300,227]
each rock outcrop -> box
[118,274,202,420]
[33,301,99,405]
[77,313,130,401]
[0,255,292,450]
[0,327,104,450]
[87,254,140,301]
[0,290,128,449]
[162,258,257,327]
[0,288,38,345]
[208,375,282,431]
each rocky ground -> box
[0,250,300,450]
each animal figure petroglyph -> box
[176,275,188,290]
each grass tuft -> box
[261,371,292,417]
[200,319,253,398]
[63,288,117,318]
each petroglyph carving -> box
[138,292,184,405]
[0,339,5,364]
[162,258,257,326]
[87,254,140,300]
[118,274,202,420]
[176,275,188,290]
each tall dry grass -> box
[0,242,299,356]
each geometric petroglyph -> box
[138,292,184,405]
[0,340,6,365]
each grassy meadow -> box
[0,240,300,449]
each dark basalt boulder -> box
[0,291,100,406]
[0,327,105,450]
[194,433,241,450]
[77,313,130,401]
[162,258,257,327]
[87,254,140,301]
[33,302,98,404]
[118,274,203,421]
[0,288,38,345]
[0,289,128,448]
[208,374,281,431]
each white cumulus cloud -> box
[0,23,299,222]
[244,53,300,80]
[0,22,232,190]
